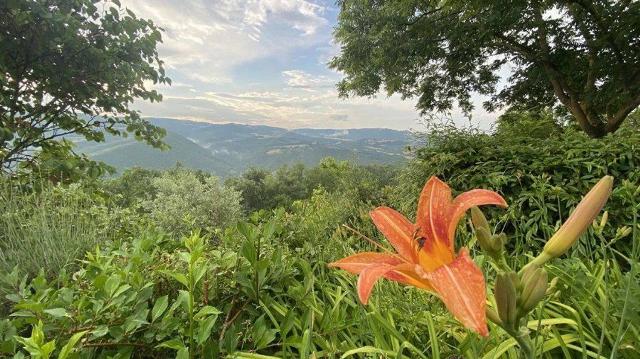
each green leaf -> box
[156,339,183,350]
[160,270,189,287]
[57,331,87,359]
[90,325,109,339]
[196,315,217,345]
[194,306,221,320]
[176,347,189,359]
[152,295,169,322]
[104,274,121,297]
[43,308,68,318]
[176,290,192,313]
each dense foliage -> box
[330,1,640,137]
[0,0,169,172]
[225,158,398,213]
[391,117,640,256]
[144,169,242,237]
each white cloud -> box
[282,70,334,88]
[122,1,499,130]
[121,0,329,84]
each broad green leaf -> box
[152,295,169,322]
[156,339,184,350]
[57,331,87,359]
[197,315,217,345]
[43,308,67,318]
[194,306,221,320]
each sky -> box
[122,0,497,130]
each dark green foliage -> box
[226,158,399,213]
[102,167,161,208]
[331,1,640,137]
[0,0,169,171]
[392,118,640,255]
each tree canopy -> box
[330,0,640,137]
[0,0,170,172]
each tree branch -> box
[606,94,640,133]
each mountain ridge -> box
[72,118,416,177]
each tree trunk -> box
[566,103,607,138]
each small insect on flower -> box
[412,227,427,250]
[329,176,507,337]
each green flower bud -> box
[471,207,505,259]
[520,266,548,313]
[495,272,518,328]
[486,307,502,326]
[530,176,613,267]
[546,277,559,295]
[471,206,491,232]
[475,227,495,253]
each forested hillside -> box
[71,119,412,176]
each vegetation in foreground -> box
[1,116,639,358]
[1,1,639,357]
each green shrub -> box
[393,125,640,255]
[226,158,399,213]
[145,169,242,236]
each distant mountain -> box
[72,118,416,177]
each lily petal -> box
[416,177,454,251]
[387,262,434,291]
[357,264,396,304]
[370,207,418,262]
[422,248,488,336]
[328,252,403,274]
[449,189,508,247]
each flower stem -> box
[511,328,534,359]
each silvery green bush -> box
[145,169,242,236]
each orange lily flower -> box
[329,176,507,336]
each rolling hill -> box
[72,118,416,177]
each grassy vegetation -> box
[0,118,639,358]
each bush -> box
[392,124,640,255]
[226,158,399,213]
[145,169,242,236]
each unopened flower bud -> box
[475,227,495,253]
[520,265,548,313]
[495,272,518,328]
[531,176,613,266]
[599,211,609,230]
[486,307,502,326]
[471,207,491,232]
[471,207,504,258]
[617,226,632,239]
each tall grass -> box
[0,180,112,276]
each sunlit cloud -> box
[122,0,496,130]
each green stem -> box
[512,329,534,359]
[495,254,513,272]
[488,311,534,359]
[188,263,195,359]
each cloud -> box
[282,70,334,88]
[121,0,330,84]
[330,114,349,121]
[122,1,499,130]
